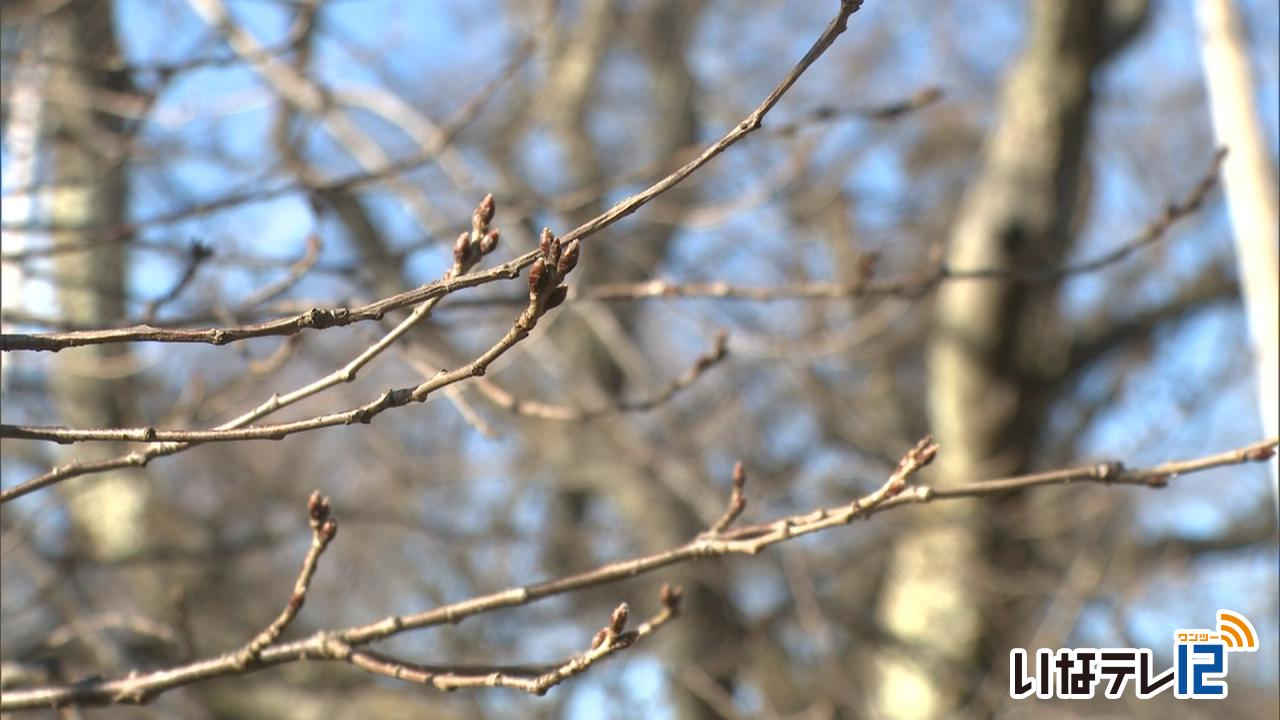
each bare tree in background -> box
[2,1,1277,718]
[874,3,1148,716]
[1196,0,1280,512]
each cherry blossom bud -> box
[528,258,548,295]
[609,603,630,633]
[453,232,472,266]
[473,193,495,230]
[591,628,609,650]
[543,285,568,311]
[557,240,579,275]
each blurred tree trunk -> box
[45,0,145,562]
[1195,0,1280,510]
[526,2,754,717]
[38,0,191,678]
[871,2,1147,718]
[0,33,44,392]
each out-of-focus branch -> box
[135,241,213,324]
[467,330,728,421]
[0,197,510,502]
[228,233,323,313]
[530,85,942,219]
[2,314,715,445]
[0,0,869,502]
[2,0,868,353]
[1066,260,1238,375]
[0,21,539,263]
[772,86,944,136]
[0,151,1231,498]
[188,0,452,235]
[3,143,1219,352]
[1139,504,1277,560]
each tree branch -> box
[3,436,1271,711]
[1,1,866,354]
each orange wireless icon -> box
[1217,610,1258,651]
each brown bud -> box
[527,258,548,295]
[479,229,500,255]
[473,193,495,230]
[539,228,554,256]
[321,518,338,541]
[308,491,330,524]
[659,583,683,612]
[1245,446,1276,462]
[542,285,568,311]
[453,231,472,267]
[591,628,610,650]
[610,602,630,633]
[557,240,579,276]
[548,236,561,264]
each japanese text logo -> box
[1010,609,1258,700]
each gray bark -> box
[45,0,145,562]
[872,2,1147,717]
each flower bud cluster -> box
[526,228,579,312]
[452,194,501,271]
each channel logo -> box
[1215,610,1258,651]
[1010,609,1259,701]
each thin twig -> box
[235,491,337,668]
[0,197,506,502]
[704,461,748,536]
[1,1,866,353]
[232,233,323,313]
[2,143,1221,352]
[3,437,1271,710]
[0,227,569,447]
[1,322,723,442]
[772,86,944,135]
[470,330,729,421]
[335,589,679,696]
[138,241,213,324]
[1,0,866,498]
[0,15,540,263]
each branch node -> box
[1094,461,1125,481]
